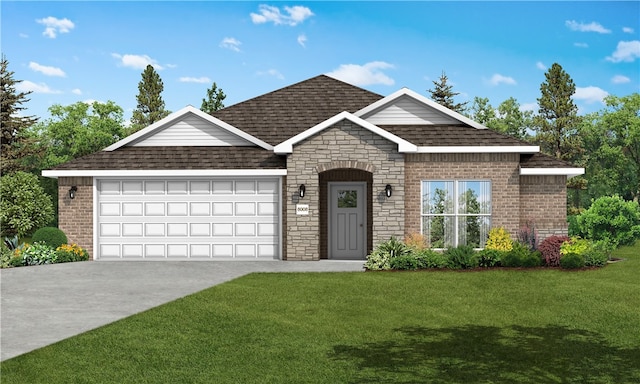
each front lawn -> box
[2,244,639,383]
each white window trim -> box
[420,179,492,249]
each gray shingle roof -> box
[379,125,532,147]
[520,153,577,168]
[50,147,285,170]
[212,75,383,146]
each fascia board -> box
[42,169,287,178]
[415,146,540,154]
[520,167,585,178]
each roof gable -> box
[104,106,273,151]
[274,111,417,154]
[355,88,486,129]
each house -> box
[42,75,583,261]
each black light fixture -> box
[385,184,393,198]
[69,186,77,200]
[298,184,306,198]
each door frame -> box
[328,181,367,259]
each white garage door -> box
[96,177,280,260]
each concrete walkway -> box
[0,260,364,361]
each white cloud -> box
[325,61,395,86]
[72,88,82,95]
[565,20,611,34]
[16,80,62,94]
[574,86,609,104]
[487,74,517,86]
[297,34,307,48]
[257,69,284,80]
[166,64,177,69]
[611,75,631,84]
[36,16,75,38]
[179,76,211,84]
[220,37,241,52]
[536,61,547,70]
[574,42,589,48]
[606,40,640,63]
[28,61,66,77]
[250,5,313,26]
[19,33,28,38]
[111,53,163,70]
[520,103,537,112]
[623,27,634,34]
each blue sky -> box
[2,1,639,123]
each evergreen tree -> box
[535,63,581,160]
[0,55,39,175]
[487,97,534,141]
[427,71,468,113]
[467,97,496,126]
[200,81,226,113]
[130,65,170,133]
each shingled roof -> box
[212,75,383,146]
[379,125,533,147]
[49,147,285,170]
[519,153,577,168]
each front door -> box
[329,182,366,259]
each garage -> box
[95,177,281,260]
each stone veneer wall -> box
[519,175,569,239]
[285,120,405,260]
[58,177,94,259]
[404,153,521,239]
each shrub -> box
[521,250,542,268]
[567,215,580,237]
[404,233,428,251]
[445,245,478,269]
[576,195,640,247]
[0,171,54,238]
[414,249,447,269]
[32,227,68,249]
[390,254,419,270]
[485,227,513,251]
[539,235,570,267]
[1,242,13,268]
[518,221,539,251]
[560,237,590,256]
[365,237,410,271]
[560,252,585,269]
[56,243,89,263]
[16,242,57,266]
[583,243,609,267]
[501,242,533,267]
[476,249,503,268]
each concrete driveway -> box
[0,260,364,361]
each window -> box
[421,180,491,248]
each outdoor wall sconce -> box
[298,184,306,198]
[385,184,393,198]
[69,186,77,200]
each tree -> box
[0,171,54,238]
[0,55,39,175]
[201,81,226,113]
[427,71,468,113]
[130,65,170,133]
[467,97,496,126]
[29,101,126,169]
[487,97,534,141]
[534,63,581,160]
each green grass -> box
[2,245,640,383]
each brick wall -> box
[58,177,94,259]
[286,120,405,260]
[520,175,568,239]
[405,153,521,238]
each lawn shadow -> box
[330,324,640,383]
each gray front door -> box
[329,182,366,259]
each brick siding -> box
[58,177,94,259]
[520,175,569,239]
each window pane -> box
[458,216,491,248]
[458,181,491,215]
[337,190,357,208]
[423,215,455,248]
[422,181,454,214]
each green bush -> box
[521,250,542,267]
[32,227,68,249]
[16,242,58,266]
[55,244,90,263]
[445,245,478,269]
[1,242,13,268]
[560,237,590,256]
[576,195,640,247]
[502,242,534,267]
[560,252,585,269]
[365,237,410,271]
[414,249,447,269]
[476,249,503,268]
[390,254,419,270]
[0,171,55,238]
[567,215,580,237]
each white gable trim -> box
[355,88,486,129]
[104,106,273,151]
[416,145,540,154]
[520,167,585,178]
[42,169,287,178]
[273,111,418,154]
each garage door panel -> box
[97,177,280,260]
